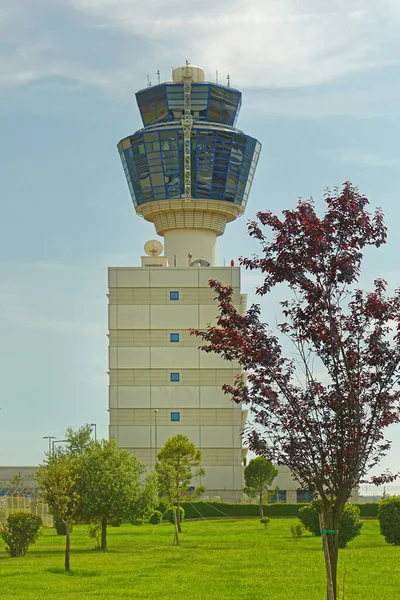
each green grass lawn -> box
[0,518,398,599]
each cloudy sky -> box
[1,0,399,483]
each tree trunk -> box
[65,524,71,572]
[173,507,179,546]
[177,494,182,533]
[320,512,339,600]
[259,490,264,518]
[101,517,107,551]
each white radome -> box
[144,239,163,257]
[172,65,205,84]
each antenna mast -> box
[181,61,193,201]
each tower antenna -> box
[216,70,219,84]
[157,70,160,84]
[227,74,230,88]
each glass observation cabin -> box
[117,72,261,210]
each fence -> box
[0,495,53,528]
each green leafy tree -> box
[156,434,205,543]
[243,457,278,517]
[65,424,93,455]
[35,452,81,572]
[76,437,157,550]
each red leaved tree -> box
[192,183,400,600]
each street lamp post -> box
[43,436,56,456]
[52,439,67,454]
[90,423,97,441]
[154,410,158,467]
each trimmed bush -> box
[260,517,270,529]
[155,501,377,520]
[165,506,185,524]
[290,523,304,541]
[177,502,307,519]
[298,502,363,548]
[357,503,378,518]
[149,510,162,525]
[298,505,320,536]
[378,496,400,545]
[0,512,42,557]
[337,504,363,548]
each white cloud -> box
[70,0,400,87]
[0,0,399,100]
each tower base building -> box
[109,64,260,501]
[108,265,247,501]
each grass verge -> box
[0,518,398,599]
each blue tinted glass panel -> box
[269,490,287,503]
[171,412,180,421]
[136,84,242,127]
[136,85,169,126]
[296,490,312,503]
[170,333,180,342]
[118,127,260,210]
[170,291,179,300]
[170,373,180,382]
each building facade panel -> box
[149,305,199,329]
[109,305,150,329]
[199,426,242,448]
[109,267,150,288]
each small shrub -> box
[109,516,123,527]
[0,512,42,557]
[298,505,320,536]
[149,510,162,525]
[87,521,101,548]
[378,496,400,545]
[290,523,304,541]
[165,506,185,524]
[298,501,363,547]
[260,517,270,530]
[338,504,363,548]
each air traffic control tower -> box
[109,64,261,501]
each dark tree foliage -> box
[192,183,400,600]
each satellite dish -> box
[144,240,163,257]
[190,259,210,267]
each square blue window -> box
[170,372,180,382]
[170,333,180,342]
[170,291,179,300]
[171,412,180,422]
